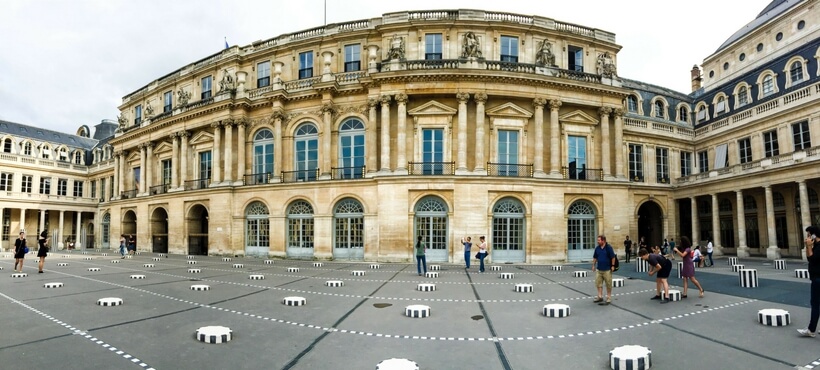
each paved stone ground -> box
[1,252,818,369]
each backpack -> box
[613,254,620,271]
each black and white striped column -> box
[739,269,758,288]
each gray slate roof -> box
[0,119,98,150]
[712,0,803,55]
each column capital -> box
[270,109,287,122]
[235,117,250,127]
[367,97,379,108]
[549,99,562,110]
[143,142,155,149]
[598,106,612,116]
[210,121,222,129]
[456,92,470,103]
[379,94,392,105]
[474,92,488,103]
[394,93,408,103]
[320,101,336,114]
[613,107,625,117]
[533,97,546,108]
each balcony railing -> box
[331,166,366,180]
[408,162,455,175]
[121,189,138,199]
[184,178,210,191]
[562,167,604,181]
[243,172,271,185]
[629,174,645,183]
[150,183,170,195]
[488,163,533,177]
[281,169,320,183]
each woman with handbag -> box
[37,230,49,273]
[13,231,27,272]
[477,236,488,273]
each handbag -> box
[24,246,29,254]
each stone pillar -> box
[237,120,247,181]
[321,102,333,178]
[113,153,120,197]
[74,211,82,249]
[599,107,612,179]
[145,142,154,193]
[19,208,25,233]
[366,98,378,174]
[39,209,46,234]
[224,120,234,183]
[139,145,146,194]
[0,207,3,247]
[736,190,749,257]
[395,93,408,174]
[456,92,470,174]
[614,109,625,179]
[272,110,284,177]
[691,197,699,244]
[764,185,781,259]
[171,134,179,189]
[58,210,64,250]
[180,131,190,185]
[799,180,811,237]
[533,97,546,177]
[549,100,562,176]
[212,122,223,184]
[379,95,391,172]
[474,93,488,174]
[711,194,723,256]
[119,151,126,195]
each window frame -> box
[21,175,32,193]
[628,143,643,182]
[134,104,142,125]
[680,151,692,177]
[567,45,583,72]
[163,91,173,113]
[343,44,361,72]
[257,61,271,88]
[425,33,442,60]
[40,177,52,195]
[298,51,314,79]
[201,76,212,100]
[655,146,669,183]
[73,180,83,197]
[338,119,365,179]
[500,35,519,63]
[698,150,709,172]
[0,172,12,191]
[763,129,780,158]
[738,137,752,164]
[792,120,811,151]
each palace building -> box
[1,1,818,263]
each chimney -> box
[691,65,702,92]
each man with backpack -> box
[591,234,616,306]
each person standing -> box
[798,226,820,337]
[692,246,704,268]
[461,236,472,269]
[591,235,616,305]
[674,236,704,298]
[119,234,127,258]
[638,236,647,252]
[623,236,633,263]
[415,236,427,276]
[669,238,677,260]
[37,230,49,273]
[13,231,27,272]
[640,247,673,303]
[705,239,714,267]
[128,234,136,256]
[477,236,488,272]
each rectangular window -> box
[2,209,9,241]
[678,107,688,122]
[201,76,212,99]
[698,150,709,172]
[57,178,67,196]
[738,89,749,107]
[628,144,643,182]
[257,61,270,87]
[339,132,365,179]
[40,177,51,194]
[163,91,172,113]
[656,147,669,183]
[73,180,83,197]
[344,44,361,72]
[0,173,11,192]
[199,151,212,180]
[498,130,520,176]
[763,130,779,158]
[425,34,442,60]
[500,36,519,63]
[714,144,728,169]
[792,120,811,151]
[738,138,752,164]
[299,51,313,79]
[680,151,692,177]
[715,99,725,114]
[422,128,444,174]
[762,77,774,96]
[135,105,142,125]
[133,167,140,192]
[697,108,706,121]
[162,159,172,185]
[91,180,97,199]
[568,45,584,72]
[21,175,32,193]
[567,135,587,179]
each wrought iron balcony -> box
[562,167,604,181]
[243,172,271,185]
[184,178,210,191]
[150,183,170,195]
[488,163,533,177]
[281,169,320,183]
[120,189,138,199]
[408,162,455,175]
[331,166,366,180]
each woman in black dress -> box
[37,230,49,273]
[13,231,26,272]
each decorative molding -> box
[559,109,599,126]
[407,100,458,116]
[485,102,533,119]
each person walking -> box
[705,239,714,267]
[692,246,704,268]
[623,236,632,263]
[119,234,127,258]
[13,231,27,272]
[669,238,677,260]
[461,236,472,269]
[415,236,427,276]
[477,236,488,272]
[797,225,820,338]
[37,230,49,273]
[640,247,673,303]
[591,234,616,305]
[674,236,704,298]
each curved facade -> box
[1,3,819,263]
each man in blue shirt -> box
[591,234,616,305]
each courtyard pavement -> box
[1,251,818,369]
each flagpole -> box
[324,0,327,26]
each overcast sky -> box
[0,0,772,135]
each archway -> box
[85,223,95,250]
[414,196,449,262]
[637,201,664,250]
[187,204,209,255]
[122,210,137,240]
[151,208,169,253]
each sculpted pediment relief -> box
[126,151,141,162]
[485,102,532,119]
[407,100,457,117]
[153,141,173,154]
[559,110,599,125]
[189,131,214,146]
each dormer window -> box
[678,106,689,122]
[627,96,638,113]
[737,86,749,107]
[654,100,664,118]
[790,61,803,84]
[762,75,774,97]
[715,96,726,114]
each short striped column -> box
[405,305,431,318]
[130,275,145,279]
[612,278,624,288]
[727,257,737,265]
[667,289,681,302]
[370,264,380,269]
[88,268,100,272]
[376,358,418,370]
[143,263,155,268]
[232,264,244,269]
[57,263,68,267]
[187,255,195,260]
[429,265,440,271]
[425,271,439,278]
[609,345,651,370]
[222,257,232,262]
[551,265,563,271]
[491,265,502,271]
[773,260,786,270]
[514,283,533,293]
[264,260,274,265]
[191,284,210,291]
[283,296,306,306]
[249,274,265,280]
[677,262,683,279]
[795,269,809,279]
[111,259,120,264]
[196,326,232,344]
[188,268,201,273]
[84,257,92,260]
[11,273,27,278]
[417,283,436,292]
[325,280,344,287]
[44,282,63,288]
[287,267,299,273]
[351,270,366,277]
[499,272,515,279]
[152,257,161,261]
[313,262,323,267]
[187,260,197,265]
[732,264,745,272]
[635,259,649,272]
[573,270,588,278]
[757,308,790,327]
[97,297,123,307]
[739,269,758,288]
[542,303,570,318]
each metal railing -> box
[562,167,604,181]
[487,163,533,177]
[281,169,320,183]
[331,166,366,180]
[150,183,170,195]
[184,178,209,191]
[243,172,271,185]
[408,162,455,175]
[120,189,138,199]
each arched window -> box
[790,61,804,84]
[1,138,12,153]
[414,196,449,259]
[287,200,314,249]
[338,119,365,179]
[743,195,757,211]
[492,198,525,261]
[245,201,270,250]
[41,144,51,159]
[762,75,775,97]
[626,96,638,113]
[737,86,749,107]
[567,200,596,253]
[57,147,68,161]
[678,106,689,122]
[294,124,319,181]
[334,198,364,249]
[23,142,32,156]
[101,213,111,245]
[73,151,83,165]
[715,96,726,114]
[773,192,785,208]
[252,129,274,184]
[654,100,664,118]
[810,188,819,206]
[718,198,732,213]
